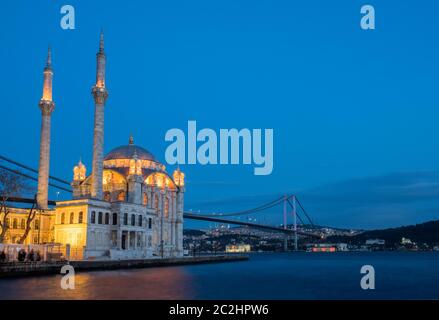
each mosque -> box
[0,32,185,260]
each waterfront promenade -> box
[0,254,248,278]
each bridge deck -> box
[183,213,319,237]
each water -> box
[1,252,438,300]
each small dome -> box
[104,144,156,161]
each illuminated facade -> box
[0,32,185,260]
[0,208,53,245]
[63,135,185,259]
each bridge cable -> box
[191,195,288,217]
[0,164,72,193]
[295,197,315,226]
[0,155,71,185]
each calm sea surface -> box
[1,252,438,300]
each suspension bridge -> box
[0,155,324,249]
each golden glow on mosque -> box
[73,160,87,181]
[145,172,176,189]
[71,135,184,202]
[104,159,166,172]
[129,158,142,175]
[173,168,185,187]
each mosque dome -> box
[102,134,167,180]
[104,134,157,162]
[104,144,156,162]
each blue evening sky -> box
[1,0,439,229]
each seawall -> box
[0,254,249,278]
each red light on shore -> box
[311,246,336,252]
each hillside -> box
[327,220,439,246]
[183,229,206,237]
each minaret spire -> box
[99,29,104,53]
[45,46,52,68]
[41,46,53,101]
[91,31,109,200]
[94,30,106,89]
[37,46,55,209]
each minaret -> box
[37,47,55,209]
[128,135,143,204]
[173,167,185,256]
[91,31,108,200]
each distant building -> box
[401,237,413,245]
[365,239,385,245]
[306,243,336,252]
[226,244,251,253]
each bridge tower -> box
[292,195,298,251]
[37,47,55,209]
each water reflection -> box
[1,253,439,299]
[0,266,194,300]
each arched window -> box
[105,212,110,224]
[5,218,10,227]
[104,192,111,202]
[118,191,126,201]
[91,211,96,224]
[61,213,65,225]
[112,213,118,225]
[78,212,83,224]
[131,214,135,226]
[138,215,142,227]
[12,219,17,229]
[164,198,169,218]
[34,219,40,230]
[143,193,148,206]
[70,212,74,224]
[98,212,103,224]
[148,218,152,229]
[20,219,25,229]
[123,213,128,225]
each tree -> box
[0,168,34,243]
[17,198,38,244]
